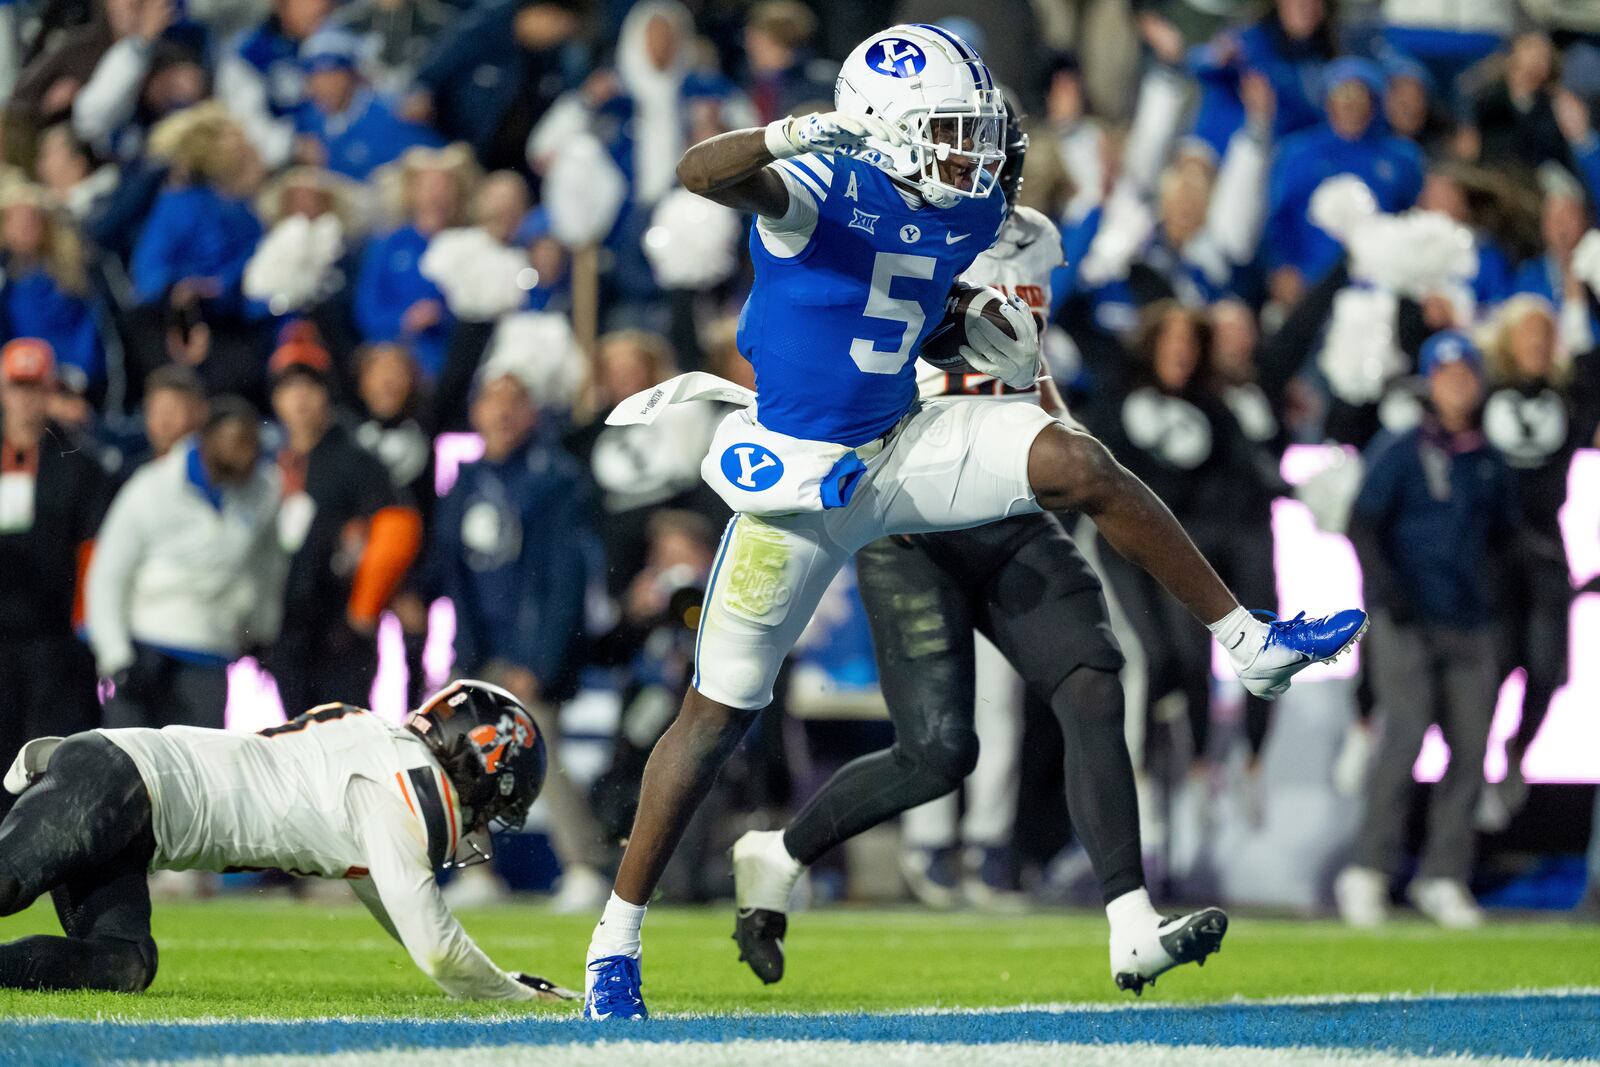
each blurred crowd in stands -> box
[0,0,1596,921]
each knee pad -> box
[691,652,777,712]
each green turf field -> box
[1,897,1596,1020]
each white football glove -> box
[958,292,1041,390]
[765,111,906,160]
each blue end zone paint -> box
[2,996,1596,1066]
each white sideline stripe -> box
[19,988,1600,1027]
[145,1040,1600,1067]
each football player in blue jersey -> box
[731,109,1223,998]
[582,24,1367,1021]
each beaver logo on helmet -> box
[468,709,537,777]
[406,680,548,842]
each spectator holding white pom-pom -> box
[243,167,352,321]
[1266,59,1426,304]
[419,171,539,324]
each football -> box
[918,282,1020,373]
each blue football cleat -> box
[582,955,647,1021]
[1227,608,1368,699]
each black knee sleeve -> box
[896,725,979,796]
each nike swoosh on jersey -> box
[945,232,969,244]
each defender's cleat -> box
[582,955,647,1021]
[1230,609,1368,699]
[731,830,803,984]
[1111,907,1228,995]
[733,907,788,984]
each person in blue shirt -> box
[292,28,444,181]
[1188,0,1340,159]
[1266,57,1426,292]
[1416,164,1516,309]
[1338,331,1519,931]
[579,24,1368,1023]
[355,143,476,378]
[0,185,102,391]
[216,0,334,168]
[131,102,267,319]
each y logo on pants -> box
[721,444,785,491]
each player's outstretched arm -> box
[677,112,906,217]
[346,778,544,1001]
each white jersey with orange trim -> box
[99,708,533,1001]
[916,204,1064,402]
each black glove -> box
[511,973,579,1001]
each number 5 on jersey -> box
[849,251,937,375]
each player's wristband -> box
[764,118,801,160]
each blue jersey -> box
[737,153,1006,446]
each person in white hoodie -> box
[86,395,286,731]
[526,1,752,318]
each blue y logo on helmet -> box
[867,37,926,78]
[721,443,784,491]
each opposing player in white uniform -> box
[583,24,1366,1020]
[732,113,1221,994]
[0,681,573,1001]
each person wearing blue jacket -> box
[124,104,274,403]
[1336,332,1519,931]
[131,104,267,318]
[0,186,102,390]
[354,144,476,378]
[1266,57,1426,288]
[216,0,334,167]
[432,361,611,897]
[1187,0,1340,159]
[293,28,444,180]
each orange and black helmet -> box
[406,680,547,834]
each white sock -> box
[588,892,647,961]
[1204,604,1251,639]
[1105,887,1162,940]
[1206,605,1264,658]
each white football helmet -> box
[835,24,1007,208]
